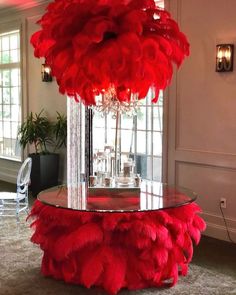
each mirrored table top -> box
[37,182,197,213]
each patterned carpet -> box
[1,214,236,295]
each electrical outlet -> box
[220,198,227,209]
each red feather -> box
[28,200,205,294]
[53,222,103,260]
[193,213,207,232]
[80,247,105,288]
[152,246,169,268]
[30,0,189,105]
[102,248,126,294]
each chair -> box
[0,157,32,222]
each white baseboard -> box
[0,171,17,184]
[0,159,20,184]
[201,211,236,242]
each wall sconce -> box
[216,44,234,72]
[41,64,53,82]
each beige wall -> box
[1,0,236,242]
[167,0,236,241]
[0,2,67,183]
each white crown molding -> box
[0,0,50,17]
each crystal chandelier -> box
[92,85,140,118]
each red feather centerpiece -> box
[28,201,205,294]
[31,0,189,105]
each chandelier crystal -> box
[92,85,141,118]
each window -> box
[93,91,163,181]
[0,30,21,160]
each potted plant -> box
[18,110,67,196]
[52,112,67,151]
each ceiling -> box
[0,0,49,11]
[0,0,163,11]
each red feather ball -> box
[31,0,189,105]
[28,201,205,294]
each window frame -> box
[0,27,22,162]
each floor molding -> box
[0,171,17,184]
[203,214,236,243]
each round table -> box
[28,182,206,294]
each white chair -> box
[0,157,32,222]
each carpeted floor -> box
[0,181,236,295]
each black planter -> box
[29,153,59,197]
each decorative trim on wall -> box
[176,147,236,158]
[174,151,236,171]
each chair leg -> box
[16,200,20,223]
[25,194,29,214]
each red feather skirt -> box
[28,200,205,294]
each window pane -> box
[11,87,20,104]
[11,122,18,139]
[157,91,163,106]
[10,49,19,63]
[153,107,163,131]
[2,36,9,51]
[137,107,146,130]
[153,131,162,156]
[10,34,18,49]
[121,129,133,153]
[93,127,105,151]
[107,128,116,147]
[107,113,116,129]
[2,51,10,63]
[135,154,147,178]
[11,105,20,121]
[2,70,10,86]
[121,114,133,130]
[147,131,152,155]
[147,106,152,131]
[3,104,10,119]
[11,69,19,86]
[3,88,10,103]
[145,89,153,105]
[146,156,153,180]
[93,112,105,128]
[3,121,10,137]
[153,157,162,182]
[4,138,13,156]
[137,131,146,154]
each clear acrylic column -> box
[67,98,86,209]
